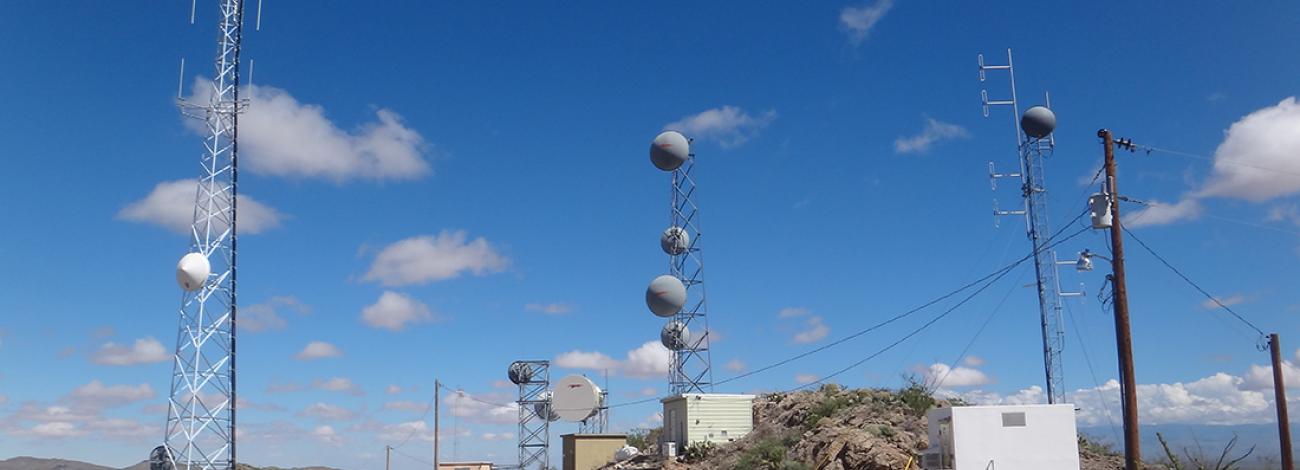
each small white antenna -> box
[176,58,186,99]
[189,0,197,24]
[247,59,254,88]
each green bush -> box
[737,438,809,470]
[682,441,716,463]
[897,375,936,417]
[626,427,661,452]
[804,395,853,428]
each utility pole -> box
[1271,334,1295,470]
[434,379,440,470]
[386,445,392,470]
[1099,129,1142,470]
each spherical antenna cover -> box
[660,320,692,350]
[1021,106,1056,139]
[650,131,690,172]
[645,275,687,318]
[508,361,534,385]
[552,375,600,422]
[176,252,210,292]
[660,226,690,255]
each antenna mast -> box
[978,49,1079,405]
[511,361,551,470]
[161,1,247,469]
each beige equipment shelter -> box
[561,433,627,470]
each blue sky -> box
[2,1,1299,468]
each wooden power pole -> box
[434,379,441,470]
[1271,334,1295,470]
[1100,129,1142,470]
[385,445,392,470]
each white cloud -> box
[361,291,434,331]
[313,377,363,396]
[1122,197,1203,228]
[795,374,819,385]
[299,402,356,421]
[90,337,169,366]
[777,307,810,318]
[364,231,509,286]
[295,341,343,361]
[1242,361,1300,390]
[446,391,518,424]
[118,179,282,234]
[1199,97,1300,201]
[839,0,894,46]
[922,363,992,388]
[481,432,515,441]
[383,400,430,413]
[637,387,658,397]
[18,422,86,438]
[525,303,574,315]
[725,359,748,372]
[241,295,310,333]
[554,350,621,371]
[792,316,830,344]
[962,356,986,367]
[379,420,435,443]
[68,380,155,408]
[894,117,970,154]
[311,425,344,446]
[187,80,431,182]
[1200,294,1248,310]
[386,384,403,395]
[623,341,672,379]
[664,106,777,148]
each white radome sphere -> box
[660,320,691,350]
[1021,106,1057,139]
[175,252,210,292]
[650,131,690,172]
[660,226,690,255]
[645,275,687,318]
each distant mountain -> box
[0,458,341,470]
[1080,423,1297,467]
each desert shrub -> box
[804,395,853,428]
[738,438,788,469]
[682,441,716,463]
[897,375,936,417]
[626,427,661,452]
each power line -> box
[928,264,1028,394]
[1064,300,1121,445]
[1120,225,1266,337]
[1132,144,1300,180]
[392,447,434,467]
[389,385,437,450]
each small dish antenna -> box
[661,320,691,350]
[650,131,690,172]
[175,252,210,292]
[645,275,687,318]
[660,226,690,255]
[535,391,560,421]
[508,361,535,385]
[1021,106,1056,139]
[552,375,601,422]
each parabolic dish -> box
[650,131,690,172]
[660,320,691,350]
[552,375,601,422]
[646,275,687,318]
[508,361,534,385]
[176,252,210,292]
[660,226,690,255]
[1021,106,1056,139]
[534,391,560,421]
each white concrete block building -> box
[921,404,1080,470]
[661,393,755,449]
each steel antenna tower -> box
[164,1,247,468]
[978,49,1080,405]
[667,147,714,395]
[511,361,550,470]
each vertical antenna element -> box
[163,0,246,469]
[977,49,1071,405]
[176,58,186,99]
[668,148,714,395]
[255,0,263,31]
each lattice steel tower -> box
[978,49,1078,404]
[163,1,246,468]
[510,361,551,470]
[650,130,714,395]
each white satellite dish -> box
[661,320,691,350]
[646,275,686,318]
[660,226,690,256]
[552,375,601,422]
[650,131,690,172]
[534,391,560,422]
[175,252,210,292]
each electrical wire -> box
[1064,299,1121,444]
[388,386,437,450]
[1133,144,1300,180]
[927,264,1028,394]
[1120,225,1266,337]
[392,447,435,467]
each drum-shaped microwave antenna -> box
[534,391,560,421]
[1021,106,1057,139]
[552,375,601,422]
[646,275,687,318]
[660,226,690,255]
[650,131,690,172]
[175,252,210,292]
[660,320,691,350]
[508,361,535,385]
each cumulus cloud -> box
[839,0,894,46]
[298,402,356,421]
[1200,294,1249,310]
[242,295,310,333]
[295,341,343,361]
[777,307,810,318]
[383,401,430,413]
[311,425,344,446]
[664,106,777,148]
[363,231,509,286]
[526,303,574,315]
[894,117,970,154]
[118,179,283,235]
[90,337,169,366]
[726,359,748,372]
[187,80,431,182]
[922,363,992,388]
[792,316,830,344]
[386,385,403,395]
[962,356,986,367]
[553,341,671,379]
[361,291,434,331]
[313,377,363,396]
[795,374,819,385]
[482,432,515,441]
[1122,197,1203,228]
[68,381,155,408]
[446,391,518,424]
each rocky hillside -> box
[607,383,1130,470]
